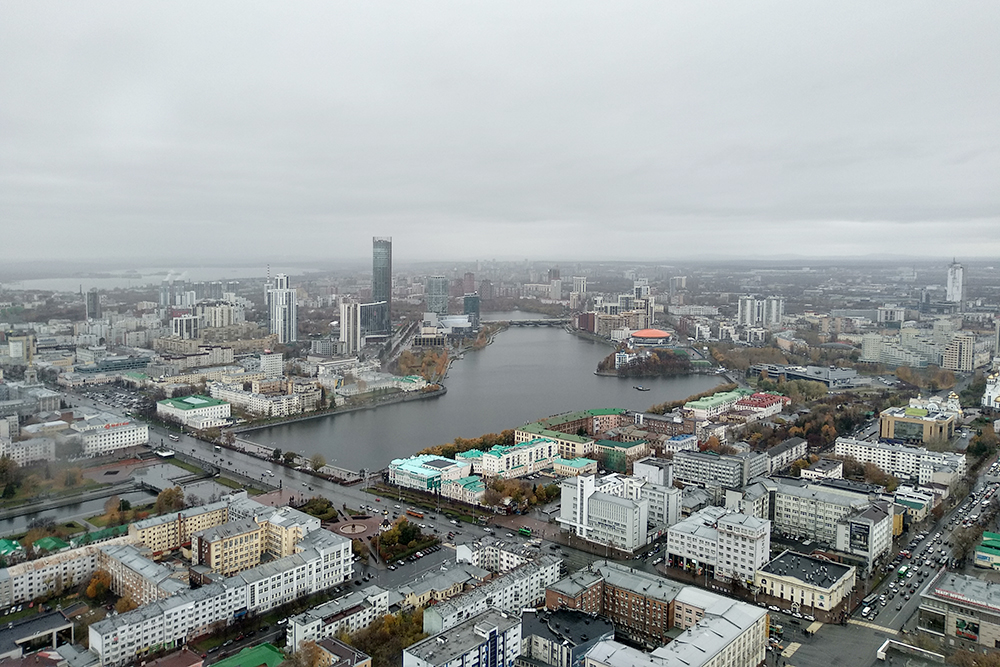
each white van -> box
[861,606,872,617]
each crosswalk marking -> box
[847,618,898,634]
[782,642,801,658]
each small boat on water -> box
[633,385,651,391]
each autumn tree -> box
[85,570,111,600]
[115,595,138,614]
[155,486,186,514]
[310,454,327,471]
[284,640,325,667]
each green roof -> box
[555,457,596,468]
[0,539,22,555]
[976,544,1000,558]
[32,536,69,552]
[905,408,929,417]
[75,525,129,545]
[456,449,484,459]
[157,394,229,411]
[685,389,751,410]
[211,644,284,667]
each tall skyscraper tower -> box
[946,260,964,304]
[426,276,449,316]
[268,273,297,343]
[372,237,392,335]
[85,288,101,321]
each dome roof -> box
[632,328,670,338]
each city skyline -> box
[1,2,998,264]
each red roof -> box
[632,328,670,338]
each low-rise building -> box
[518,609,615,667]
[423,556,561,635]
[404,608,521,667]
[833,502,893,571]
[558,475,649,552]
[0,436,55,467]
[156,395,232,429]
[767,437,808,474]
[388,455,472,493]
[99,544,189,605]
[918,572,1000,650]
[834,437,966,485]
[455,537,540,574]
[69,413,149,457]
[552,457,598,476]
[589,439,649,475]
[288,586,390,649]
[754,550,855,613]
[878,396,960,444]
[800,458,843,480]
[673,451,768,489]
[192,518,265,577]
[666,508,770,584]
[90,529,351,667]
[480,438,559,479]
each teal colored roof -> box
[685,389,751,410]
[454,476,485,492]
[157,394,229,411]
[555,457,596,468]
[0,539,22,555]
[456,449,484,459]
[211,644,283,667]
[483,438,556,459]
[32,536,69,552]
[389,454,461,479]
[978,545,1000,558]
[896,499,925,510]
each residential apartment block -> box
[422,555,561,635]
[99,544,189,605]
[288,586,390,649]
[673,451,768,489]
[90,528,351,667]
[766,437,808,474]
[834,437,966,485]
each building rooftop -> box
[315,638,371,667]
[769,437,807,457]
[157,395,229,411]
[196,517,262,543]
[210,644,283,667]
[520,608,614,647]
[760,551,853,589]
[592,560,684,604]
[923,572,1000,614]
[406,609,519,665]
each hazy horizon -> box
[2,2,998,263]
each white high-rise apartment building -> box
[267,274,297,343]
[736,295,784,327]
[947,261,964,303]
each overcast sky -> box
[1,2,998,266]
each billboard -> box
[850,522,870,551]
[956,618,980,641]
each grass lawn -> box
[168,459,204,474]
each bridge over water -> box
[481,318,571,327]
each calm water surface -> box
[251,316,722,471]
